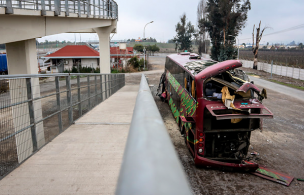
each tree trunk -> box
[253,56,258,70]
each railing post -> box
[41,0,46,15]
[78,0,81,17]
[26,78,37,152]
[102,0,105,18]
[115,2,118,19]
[65,0,69,16]
[5,0,13,14]
[19,0,22,8]
[100,75,103,102]
[95,75,97,106]
[105,74,108,99]
[115,74,118,93]
[66,76,73,125]
[48,0,52,11]
[98,0,101,17]
[77,76,82,117]
[87,76,91,109]
[109,74,112,96]
[36,0,39,10]
[55,76,63,132]
[93,0,95,17]
[87,0,90,17]
[54,0,61,16]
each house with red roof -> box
[43,44,135,72]
[43,45,100,72]
[110,46,134,68]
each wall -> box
[81,58,99,69]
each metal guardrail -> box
[0,0,118,19]
[116,74,192,195]
[0,73,125,179]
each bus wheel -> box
[179,121,184,135]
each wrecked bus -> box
[157,52,273,172]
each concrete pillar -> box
[6,39,45,163]
[94,20,117,73]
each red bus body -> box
[163,53,273,172]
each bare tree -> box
[252,21,267,69]
[197,0,206,54]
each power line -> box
[239,23,304,40]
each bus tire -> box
[179,121,184,135]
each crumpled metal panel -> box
[252,166,294,186]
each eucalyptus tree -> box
[199,0,251,61]
[173,14,195,52]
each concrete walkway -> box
[0,85,139,195]
[249,76,304,102]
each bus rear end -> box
[193,60,273,171]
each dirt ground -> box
[127,53,304,195]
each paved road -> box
[249,76,304,102]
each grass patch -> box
[268,79,304,91]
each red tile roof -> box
[110,47,133,55]
[110,47,134,58]
[45,45,99,58]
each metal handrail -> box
[0,0,118,19]
[0,72,124,79]
[116,74,193,195]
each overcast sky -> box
[38,0,304,45]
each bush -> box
[64,66,100,73]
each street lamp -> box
[143,21,153,70]
[229,35,239,59]
[143,21,154,40]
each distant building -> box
[43,45,99,72]
[110,44,134,68]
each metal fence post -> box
[98,0,101,17]
[41,0,46,15]
[87,76,91,109]
[100,75,103,102]
[102,0,105,17]
[93,0,95,17]
[115,74,117,93]
[55,76,63,132]
[66,76,73,125]
[5,0,13,14]
[65,0,69,16]
[77,76,82,117]
[87,0,90,17]
[26,78,37,152]
[95,75,97,105]
[78,0,81,17]
[105,74,108,99]
[54,0,61,16]
[110,74,112,96]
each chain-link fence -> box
[0,73,125,179]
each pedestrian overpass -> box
[0,0,118,74]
